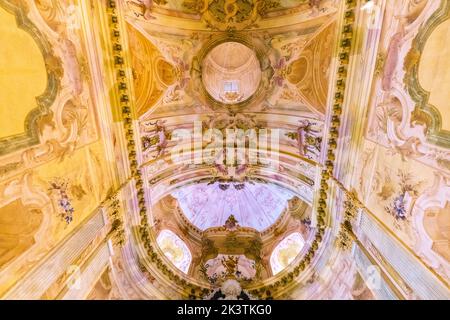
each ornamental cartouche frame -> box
[184,0,281,32]
[0,0,60,156]
[404,0,450,148]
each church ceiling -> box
[0,0,448,301]
[125,3,337,119]
[123,0,335,290]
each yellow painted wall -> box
[0,140,115,296]
[0,6,47,138]
[419,19,450,131]
[34,141,113,243]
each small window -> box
[157,229,192,274]
[270,232,304,275]
[224,80,239,93]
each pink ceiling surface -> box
[172,182,294,231]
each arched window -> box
[270,232,304,275]
[156,229,192,274]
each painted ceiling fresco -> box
[172,182,294,231]
[126,0,339,31]
[152,0,309,15]
[0,0,448,301]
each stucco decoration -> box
[0,173,52,295]
[411,173,450,280]
[202,254,256,284]
[0,0,100,183]
[0,174,48,269]
[404,0,450,148]
[182,0,281,31]
[285,22,336,115]
[355,139,449,280]
[189,33,275,111]
[0,0,59,156]
[126,0,339,32]
[367,0,450,173]
[126,24,176,117]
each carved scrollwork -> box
[0,0,60,156]
[182,0,280,31]
[404,1,450,148]
[336,220,355,251]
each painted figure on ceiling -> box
[222,255,239,277]
[287,120,321,157]
[55,25,83,95]
[143,120,171,158]
[272,57,287,88]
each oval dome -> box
[202,42,261,105]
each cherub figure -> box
[143,120,171,158]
